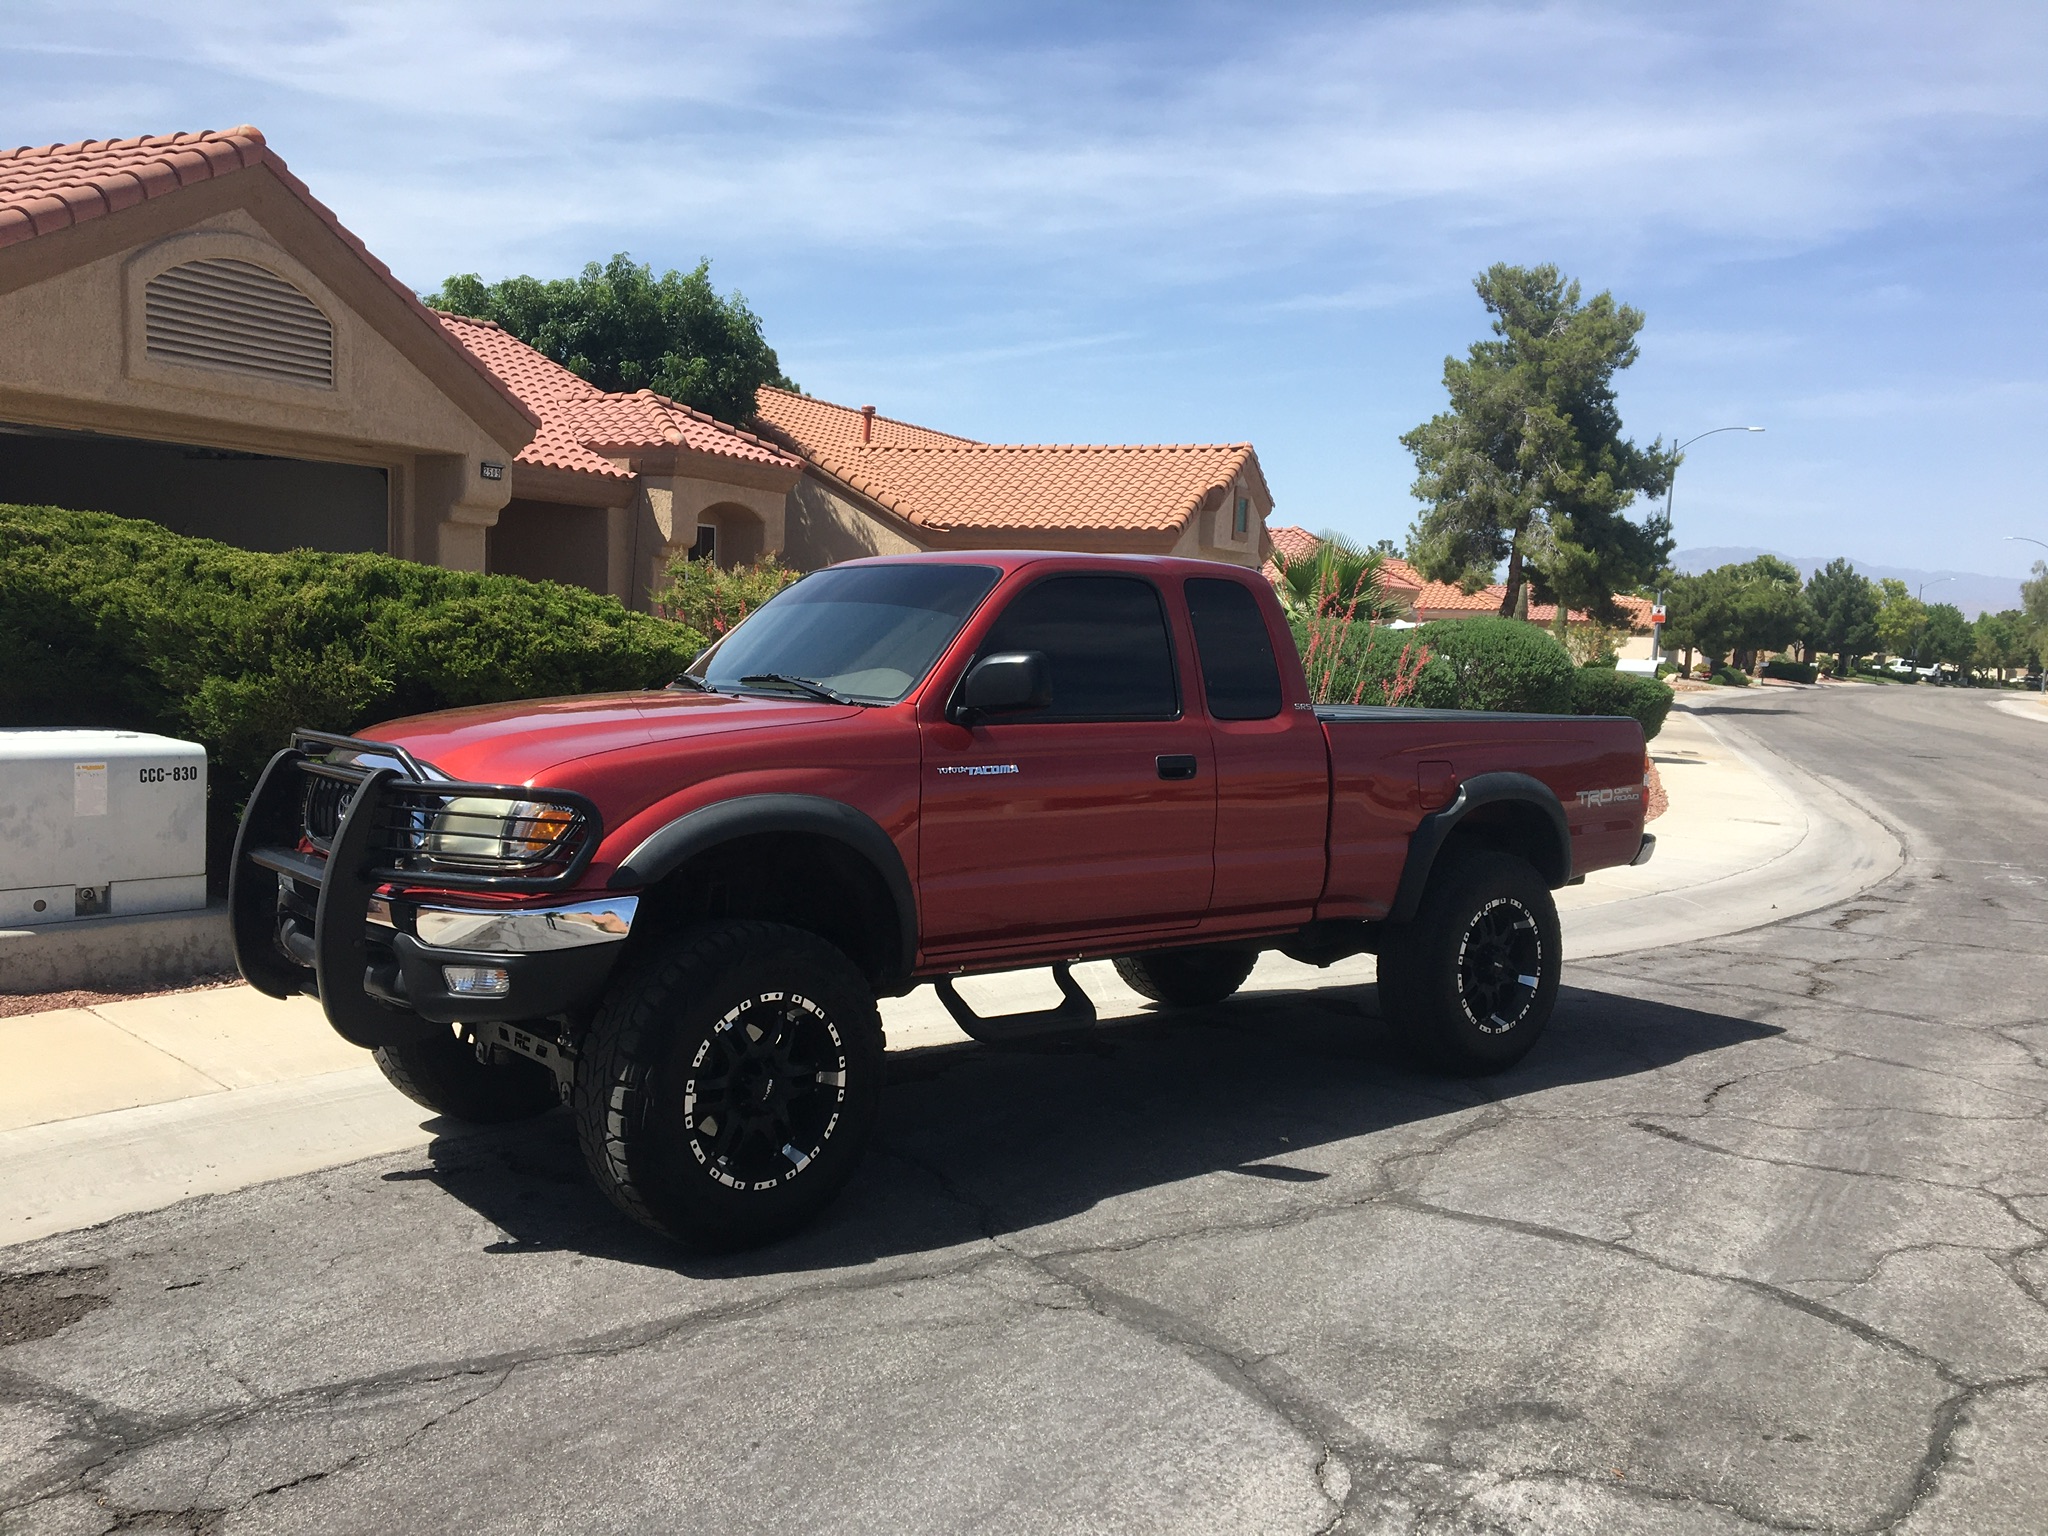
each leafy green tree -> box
[1873,578,1927,662]
[1729,556,1811,670]
[1660,569,1739,673]
[431,254,796,424]
[2024,560,2048,658]
[1970,609,2028,679]
[1660,556,1807,673]
[1805,559,1880,676]
[1403,263,1675,623]
[1911,603,1968,672]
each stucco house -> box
[0,125,1276,609]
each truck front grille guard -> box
[227,734,602,1039]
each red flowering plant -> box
[652,553,800,639]
[1273,538,1442,707]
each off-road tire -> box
[573,920,884,1251]
[1376,850,1560,1075]
[372,1026,560,1122]
[1113,945,1260,1008]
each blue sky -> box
[9,1,2048,580]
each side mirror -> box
[952,651,1051,723]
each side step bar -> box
[934,963,1097,1043]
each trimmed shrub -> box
[1762,656,1818,683]
[1289,618,1457,707]
[1415,617,1576,714]
[1570,666,1675,742]
[1710,667,1751,687]
[0,504,706,817]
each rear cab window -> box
[977,574,1180,721]
[1185,577,1283,720]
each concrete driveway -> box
[3,687,2044,1535]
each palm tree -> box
[1272,533,1399,622]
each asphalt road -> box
[3,687,2044,1536]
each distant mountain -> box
[1670,547,2025,620]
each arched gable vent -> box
[144,258,334,387]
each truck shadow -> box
[399,980,1779,1273]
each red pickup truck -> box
[231,552,1652,1248]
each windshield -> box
[685,563,1001,704]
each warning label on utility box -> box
[74,762,108,816]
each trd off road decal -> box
[1574,784,1643,808]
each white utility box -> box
[0,729,208,926]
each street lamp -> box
[1663,426,1766,524]
[1913,578,1953,669]
[1655,426,1765,656]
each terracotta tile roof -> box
[438,312,801,481]
[826,442,1256,536]
[0,128,268,248]
[0,127,538,434]
[754,387,977,451]
[1415,581,1502,614]
[756,386,1257,539]
[1266,525,1322,565]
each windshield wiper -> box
[737,673,858,705]
[666,673,716,693]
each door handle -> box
[1156,754,1198,781]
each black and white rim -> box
[681,990,849,1191]
[1456,896,1544,1036]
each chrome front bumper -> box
[370,896,638,954]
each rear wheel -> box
[373,1026,560,1123]
[1377,850,1560,1075]
[574,921,884,1251]
[1113,945,1260,1008]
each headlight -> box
[425,797,579,870]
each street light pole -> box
[1656,426,1765,659]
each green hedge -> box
[1762,657,1818,683]
[0,504,705,813]
[1415,617,1577,714]
[1569,666,1674,741]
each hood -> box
[364,690,858,785]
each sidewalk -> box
[0,704,1903,1247]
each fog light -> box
[442,965,510,997]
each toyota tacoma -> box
[230,552,1653,1248]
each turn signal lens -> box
[442,965,510,996]
[505,802,577,860]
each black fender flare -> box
[607,793,917,989]
[1388,771,1571,924]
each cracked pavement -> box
[2,687,2044,1535]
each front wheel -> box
[574,921,884,1251]
[1376,850,1561,1075]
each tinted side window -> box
[1185,578,1284,720]
[980,575,1178,721]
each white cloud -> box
[11,0,2045,290]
